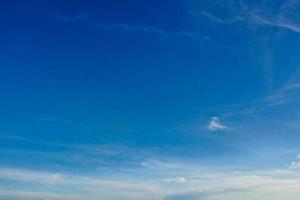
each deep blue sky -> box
[1,1,300,200]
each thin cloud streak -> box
[253,15,300,34]
[195,0,300,34]
[47,10,236,50]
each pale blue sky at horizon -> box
[1,0,300,199]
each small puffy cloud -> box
[208,117,228,131]
[288,154,300,170]
[288,161,300,170]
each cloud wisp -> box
[2,159,300,200]
[208,117,228,131]
[46,9,237,51]
[193,0,300,35]
[252,15,300,34]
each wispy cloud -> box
[46,10,235,51]
[0,190,81,200]
[252,15,300,34]
[2,159,300,200]
[198,11,244,25]
[0,141,160,174]
[48,11,196,39]
[208,117,228,131]
[96,22,234,50]
[95,23,196,38]
[219,78,300,121]
[198,0,300,35]
[260,0,300,34]
[0,168,163,200]
[42,10,90,23]
[265,81,300,106]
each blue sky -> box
[1,0,300,199]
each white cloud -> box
[288,161,300,170]
[252,15,300,34]
[208,117,228,131]
[195,0,300,35]
[96,23,195,38]
[0,168,164,200]
[199,11,244,25]
[243,1,300,35]
[163,177,187,184]
[0,190,80,200]
[288,154,300,170]
[3,160,300,200]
